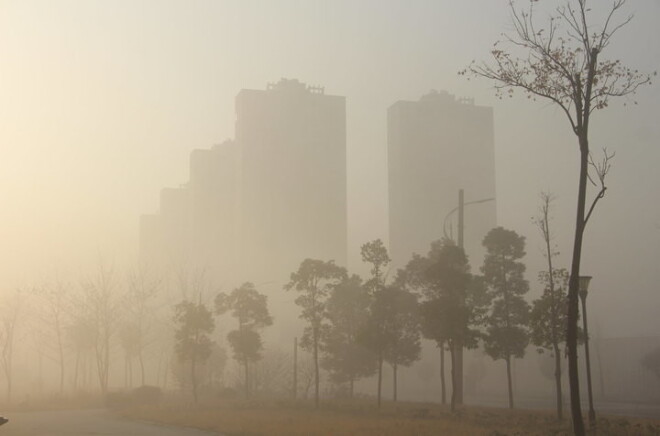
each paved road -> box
[0,408,221,436]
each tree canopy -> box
[465,1,654,432]
[321,274,376,394]
[173,300,215,403]
[482,227,530,409]
[286,258,347,408]
[216,282,273,398]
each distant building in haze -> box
[387,90,496,268]
[139,140,239,279]
[236,78,347,283]
[188,140,240,279]
[140,79,347,289]
[140,187,190,269]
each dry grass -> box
[0,392,105,412]
[120,397,660,436]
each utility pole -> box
[293,337,298,400]
[458,189,464,250]
[442,189,494,408]
[455,188,464,406]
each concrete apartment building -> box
[387,90,496,269]
[140,186,191,270]
[139,140,239,280]
[140,79,347,292]
[236,79,347,284]
[188,140,240,280]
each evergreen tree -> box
[322,274,376,396]
[400,240,489,409]
[215,282,273,398]
[173,300,214,403]
[285,259,347,408]
[359,285,421,404]
[482,227,530,409]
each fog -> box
[0,0,659,428]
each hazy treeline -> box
[0,197,654,415]
[0,262,211,403]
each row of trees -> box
[0,264,168,403]
[0,264,271,405]
[0,199,574,416]
[462,0,654,433]
[173,282,273,403]
[284,214,575,415]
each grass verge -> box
[120,397,660,435]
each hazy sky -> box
[1,1,659,337]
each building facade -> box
[236,78,347,284]
[387,90,496,269]
[140,79,347,292]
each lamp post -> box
[579,275,596,426]
[442,190,495,242]
[441,189,495,408]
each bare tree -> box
[0,290,23,402]
[251,349,292,397]
[125,265,161,386]
[464,1,653,432]
[68,316,96,391]
[78,262,122,394]
[531,193,565,419]
[119,321,141,388]
[33,279,70,394]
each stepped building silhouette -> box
[140,79,347,287]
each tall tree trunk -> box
[129,358,133,388]
[156,352,162,388]
[567,139,589,436]
[38,351,44,394]
[191,355,198,403]
[595,336,606,400]
[506,356,514,409]
[85,356,91,389]
[540,191,562,420]
[553,343,563,420]
[73,351,80,391]
[244,357,249,398]
[455,341,463,405]
[56,327,65,394]
[293,337,298,400]
[82,355,88,389]
[3,357,13,403]
[313,331,319,408]
[163,356,170,391]
[350,377,354,399]
[393,363,398,402]
[377,354,383,408]
[139,350,146,386]
[450,343,457,411]
[440,344,446,405]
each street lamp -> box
[579,275,596,426]
[440,189,495,408]
[442,191,495,244]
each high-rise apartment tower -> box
[236,79,347,284]
[388,90,496,268]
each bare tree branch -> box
[583,149,614,227]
